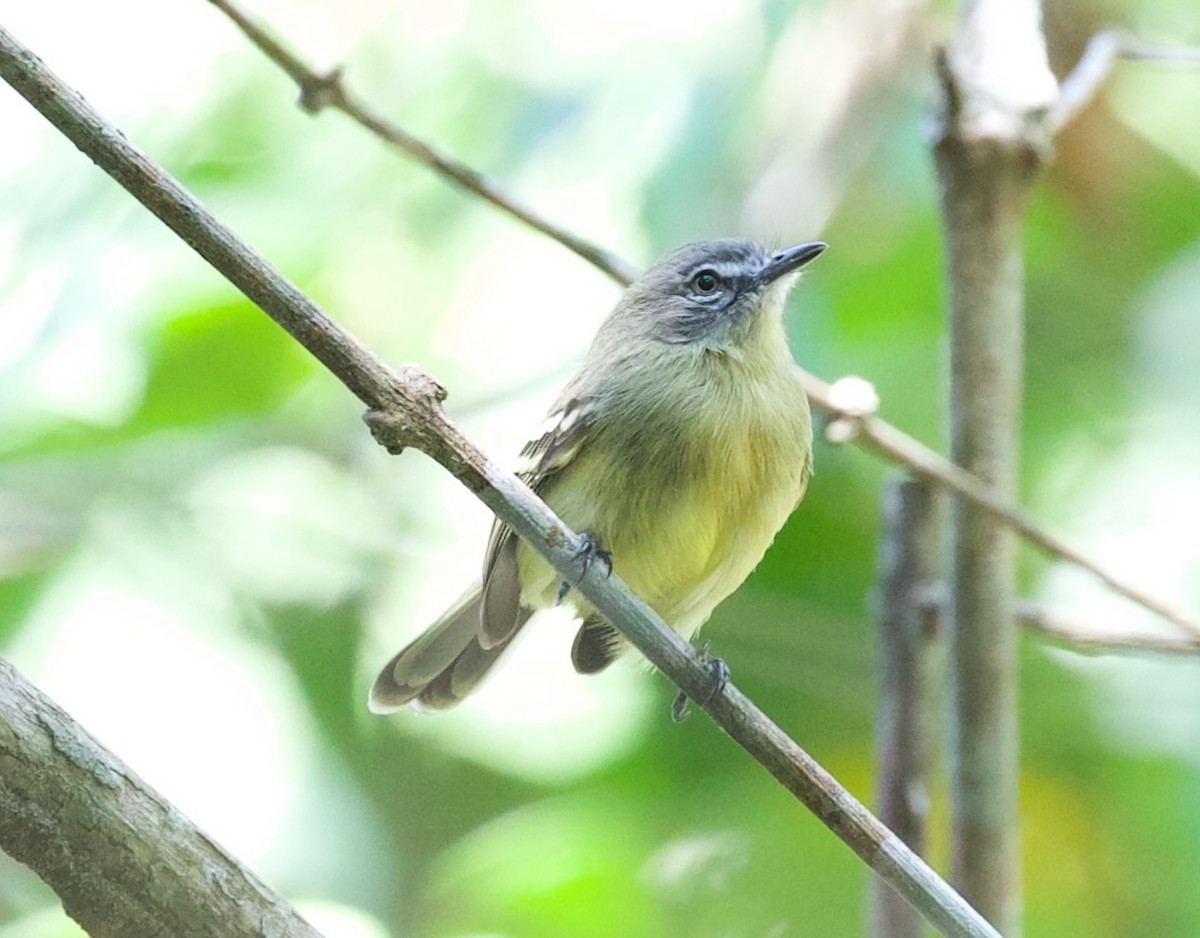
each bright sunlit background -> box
[1,0,1199,936]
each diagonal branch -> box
[204,0,640,287]
[1015,600,1200,656]
[0,657,326,938]
[205,0,1200,648]
[803,372,1200,643]
[0,25,999,938]
[1048,29,1124,133]
[1049,29,1200,134]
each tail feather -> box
[570,615,622,674]
[368,585,532,713]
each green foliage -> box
[135,297,315,430]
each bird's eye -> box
[692,270,721,295]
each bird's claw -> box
[556,531,613,604]
[671,643,730,723]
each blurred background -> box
[1,0,1199,935]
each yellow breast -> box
[518,355,812,639]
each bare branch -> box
[0,657,325,938]
[804,372,1200,643]
[1118,37,1200,65]
[916,589,1200,656]
[871,476,944,938]
[1048,29,1124,133]
[932,0,1058,927]
[0,24,999,938]
[1014,600,1200,656]
[204,0,640,286]
[1050,29,1200,134]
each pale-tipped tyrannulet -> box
[369,238,825,712]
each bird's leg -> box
[556,530,613,604]
[671,642,731,723]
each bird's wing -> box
[478,393,599,648]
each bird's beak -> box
[759,241,827,285]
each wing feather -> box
[479,533,522,649]
[479,394,598,638]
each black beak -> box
[759,241,827,285]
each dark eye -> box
[693,269,721,295]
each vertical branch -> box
[932,1,1057,932]
[872,475,943,938]
[940,130,1026,932]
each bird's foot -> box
[556,531,613,604]
[671,642,730,723]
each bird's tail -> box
[369,585,532,712]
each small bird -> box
[369,238,825,712]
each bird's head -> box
[616,238,826,354]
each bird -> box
[369,238,825,712]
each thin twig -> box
[1050,30,1200,133]
[0,24,1000,938]
[1014,600,1200,656]
[1119,38,1200,64]
[800,372,1200,643]
[1048,29,1124,133]
[915,589,1200,656]
[204,0,640,287]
